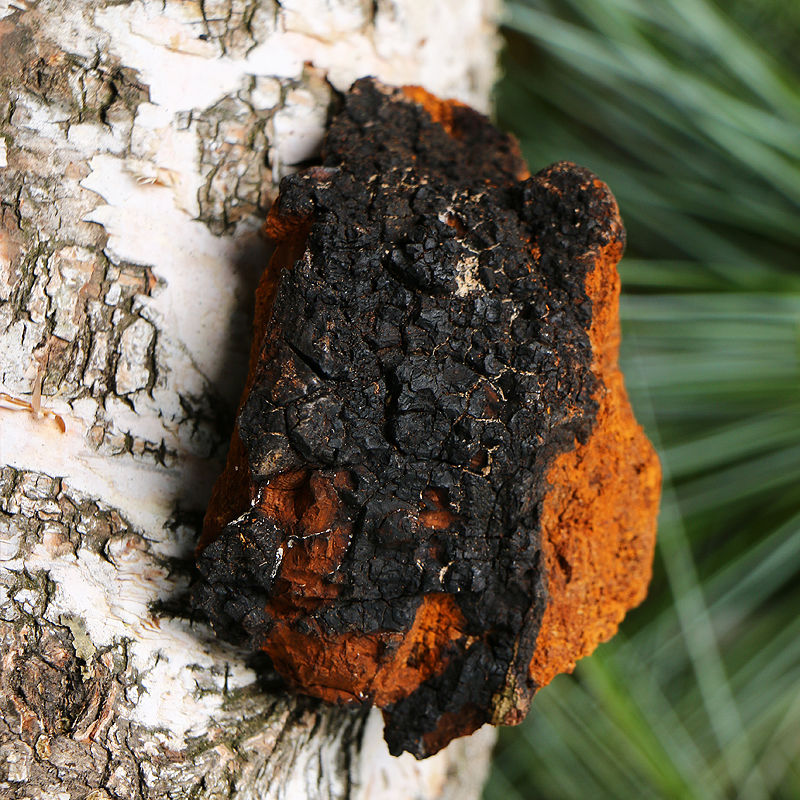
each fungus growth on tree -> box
[193,78,661,759]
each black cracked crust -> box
[194,78,625,757]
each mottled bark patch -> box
[0,15,148,128]
[0,465,366,798]
[196,0,279,58]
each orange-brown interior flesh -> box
[265,593,468,706]
[529,233,661,693]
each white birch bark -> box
[0,1,499,797]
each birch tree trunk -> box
[0,1,500,797]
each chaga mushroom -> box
[193,78,661,758]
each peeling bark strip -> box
[195,79,661,758]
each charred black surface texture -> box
[195,78,625,757]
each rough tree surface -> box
[196,80,661,758]
[0,1,500,798]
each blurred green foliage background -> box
[484,1,800,798]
